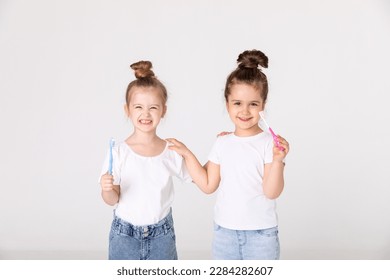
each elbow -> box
[198,183,217,194]
[101,192,119,206]
[264,192,281,200]
[193,179,218,194]
[202,188,216,195]
[263,185,283,200]
[103,198,117,206]
[106,201,118,206]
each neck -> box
[130,129,160,144]
[234,125,263,137]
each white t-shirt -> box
[208,132,277,230]
[99,141,191,226]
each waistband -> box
[112,209,174,238]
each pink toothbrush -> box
[259,111,284,151]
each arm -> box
[262,135,289,199]
[166,138,220,194]
[100,172,120,206]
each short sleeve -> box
[264,135,274,164]
[98,145,121,185]
[170,151,192,183]
[208,138,220,164]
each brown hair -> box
[224,49,269,103]
[125,61,168,106]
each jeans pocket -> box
[109,227,116,242]
[168,226,176,241]
[256,226,278,237]
[109,221,118,242]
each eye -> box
[134,106,142,109]
[250,103,259,107]
[150,106,158,110]
[233,102,241,106]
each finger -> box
[103,181,114,186]
[166,138,178,143]
[278,143,289,154]
[168,145,178,151]
[217,131,232,137]
[278,137,289,147]
[276,136,289,146]
[102,179,114,185]
[280,139,289,148]
[166,138,180,146]
[102,176,113,182]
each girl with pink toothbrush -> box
[167,49,290,260]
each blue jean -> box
[108,209,178,260]
[212,223,280,260]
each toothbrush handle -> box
[108,162,112,175]
[108,148,113,175]
[269,128,285,151]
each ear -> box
[124,104,130,117]
[161,105,167,118]
[261,101,266,111]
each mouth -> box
[139,119,152,125]
[237,117,252,122]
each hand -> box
[217,131,232,137]
[166,138,191,158]
[273,135,290,162]
[100,172,114,192]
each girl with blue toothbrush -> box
[99,61,191,260]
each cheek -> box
[227,108,238,118]
[251,106,260,113]
[226,104,234,113]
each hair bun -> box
[130,61,155,79]
[237,49,268,69]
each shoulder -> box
[214,133,234,145]
[163,144,186,171]
[257,132,274,152]
[164,145,183,162]
[112,141,130,157]
[260,131,274,142]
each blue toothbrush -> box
[108,138,115,175]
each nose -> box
[241,105,250,115]
[142,108,151,115]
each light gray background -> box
[1,0,389,259]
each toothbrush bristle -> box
[259,111,265,119]
[259,111,270,128]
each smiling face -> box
[125,86,167,133]
[226,83,265,136]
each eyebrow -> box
[230,99,261,104]
[132,104,161,107]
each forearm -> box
[166,138,219,194]
[182,151,211,192]
[101,189,119,206]
[263,161,285,199]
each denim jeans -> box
[108,209,177,260]
[212,223,280,260]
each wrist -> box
[272,160,285,165]
[182,150,193,159]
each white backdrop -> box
[1,0,389,259]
